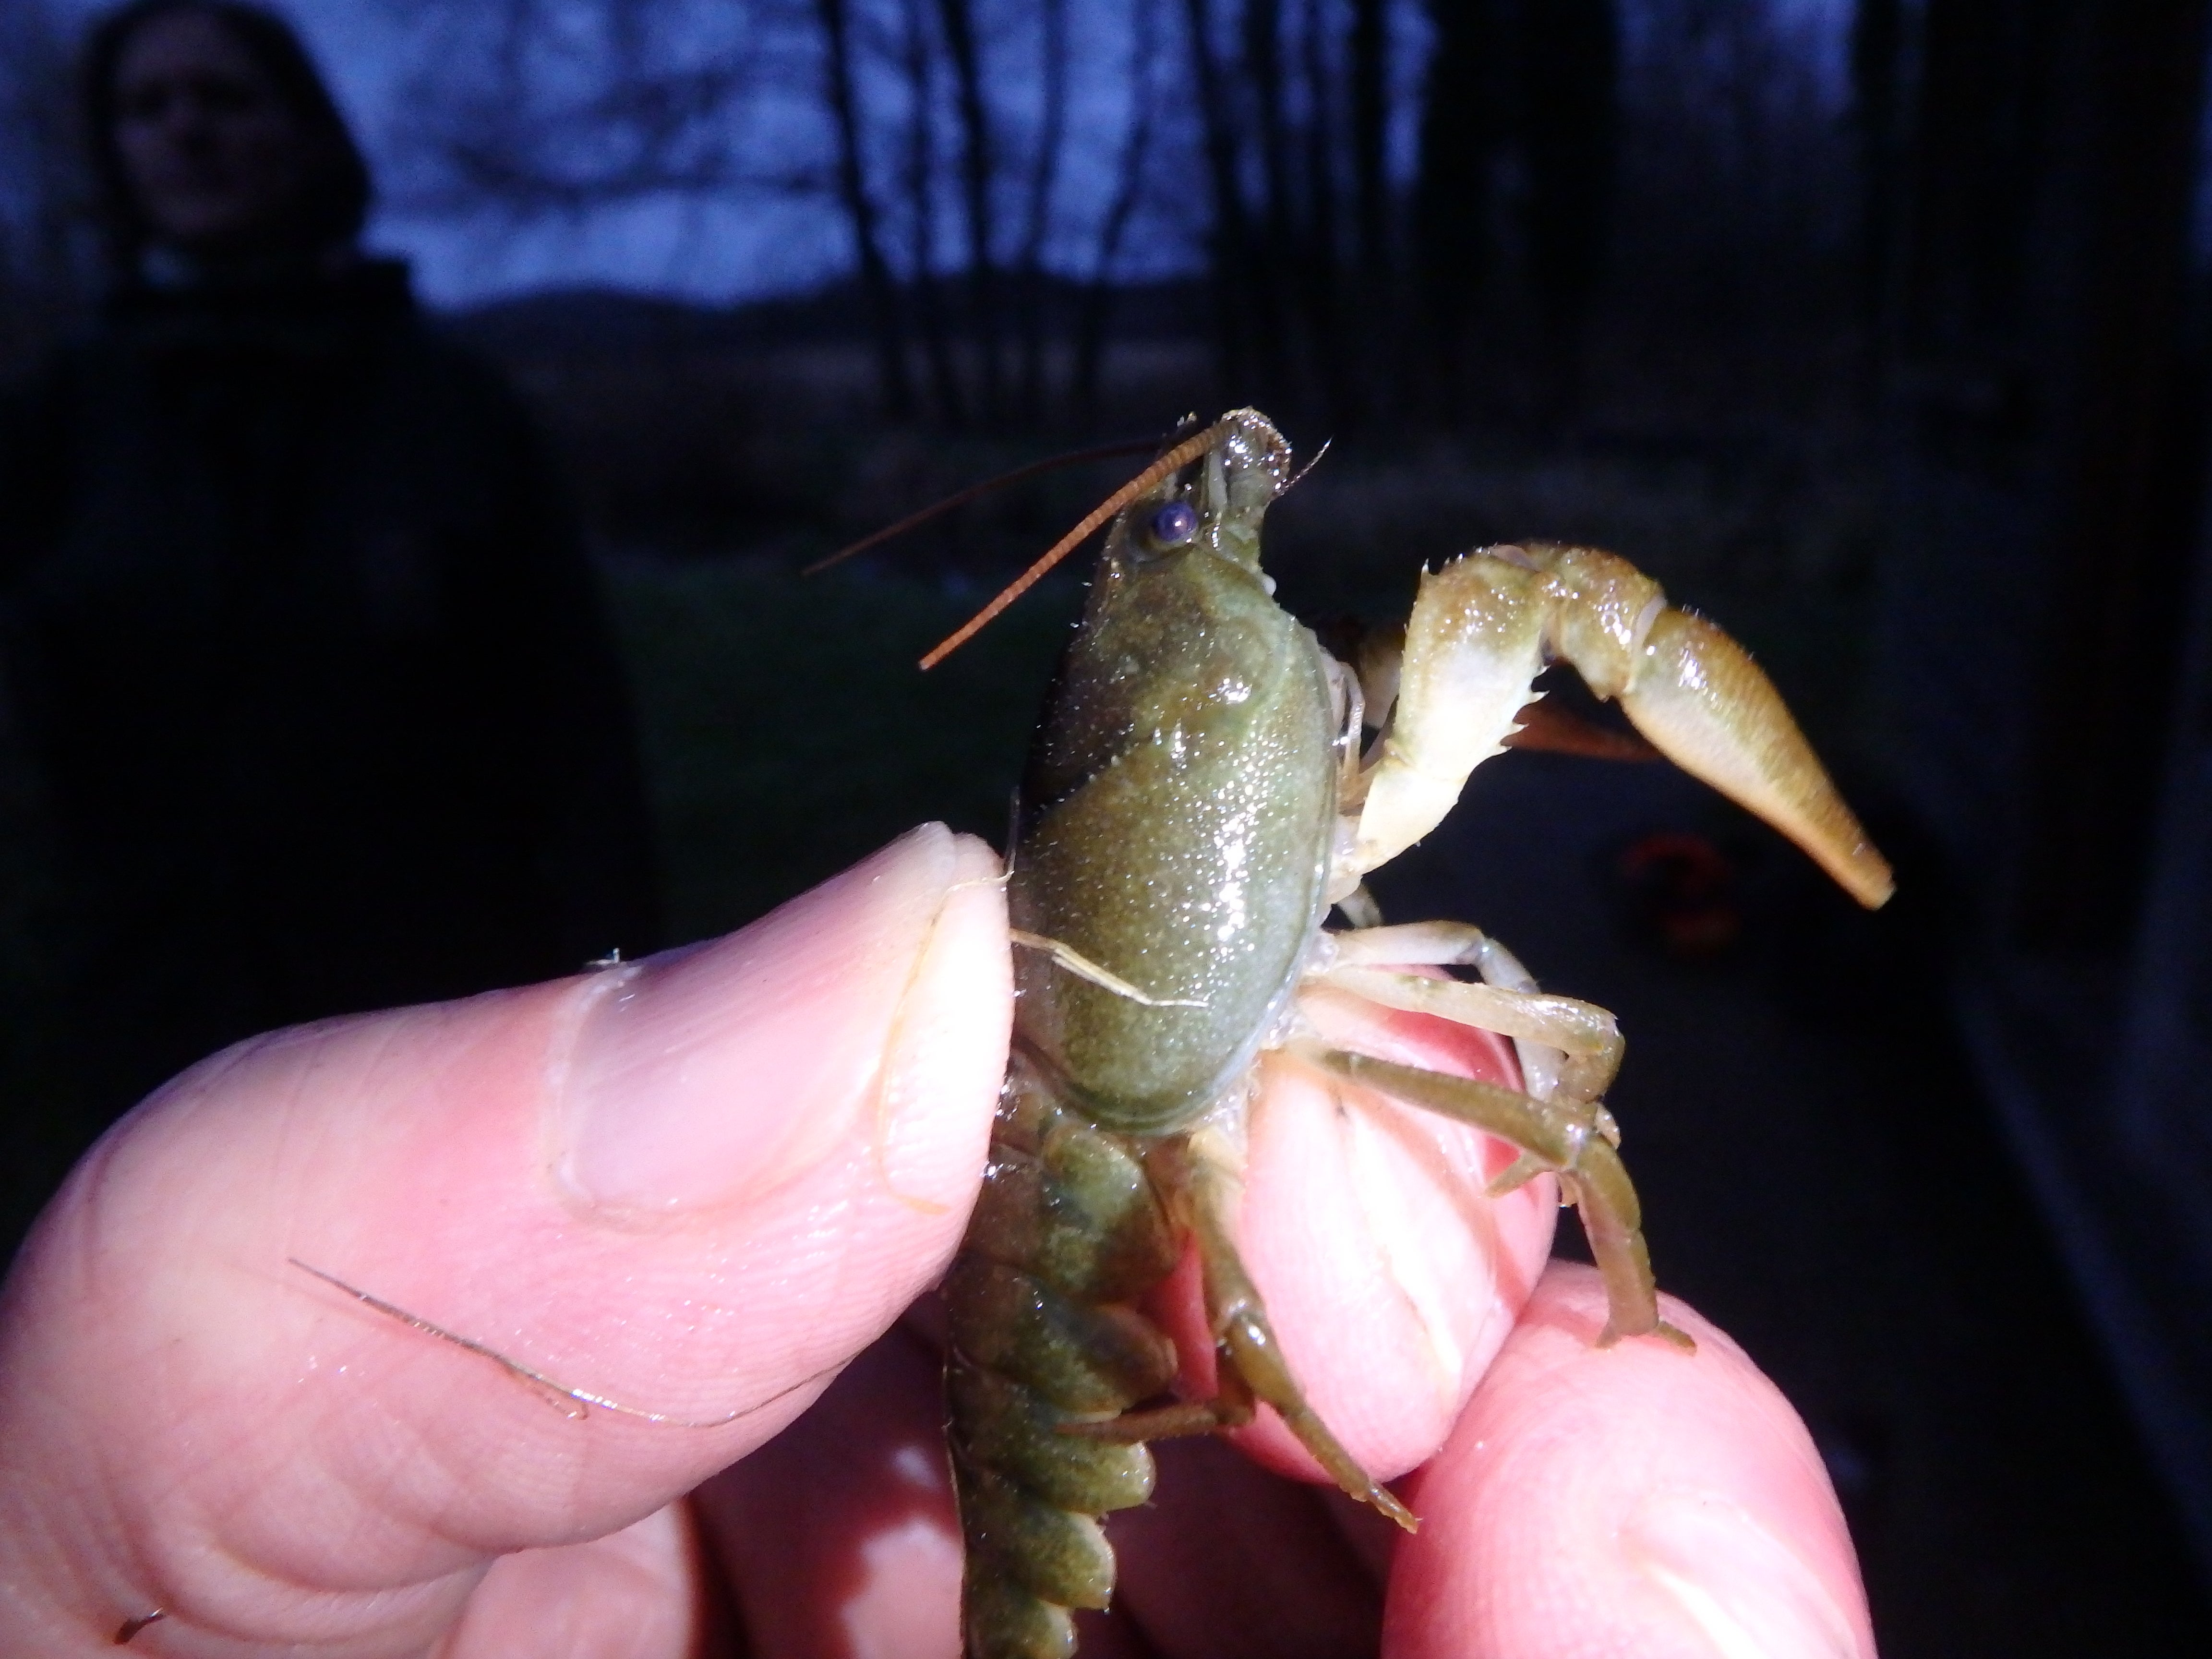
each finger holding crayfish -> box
[701,972,1569,1653]
[696,949,1873,1659]
[1136,980,1563,1495]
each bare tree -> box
[896,0,964,424]
[1075,0,1164,418]
[934,0,1002,420]
[379,0,1208,429]
[1518,0,1619,419]
[1015,0,1069,420]
[1347,0,1389,282]
[385,0,812,212]
[1183,0,1270,399]
[1617,0,1852,301]
[386,0,928,410]
[816,0,915,415]
[1178,0,1398,421]
[1412,0,1499,419]
[1297,0,1355,417]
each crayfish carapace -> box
[915,409,1891,1659]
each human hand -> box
[0,825,1875,1657]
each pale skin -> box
[0,826,1875,1657]
[111,10,312,255]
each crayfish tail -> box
[946,1056,1185,1659]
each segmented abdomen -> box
[945,1051,1185,1659]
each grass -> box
[607,556,1083,942]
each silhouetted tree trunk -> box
[1076,0,1162,423]
[1413,0,1502,420]
[1517,0,1618,423]
[1347,0,1389,284]
[936,0,1003,422]
[1869,2,2212,1540]
[898,0,964,425]
[1016,0,1068,421]
[815,0,914,418]
[1891,0,2053,371]
[1298,0,1356,420]
[1184,0,1272,397]
[1877,0,2212,936]
[1242,0,1300,404]
[2009,0,2212,944]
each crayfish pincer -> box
[876,409,1894,1659]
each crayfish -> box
[883,409,1893,1659]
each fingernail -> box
[1623,1491,1864,1659]
[559,824,967,1211]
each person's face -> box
[111,10,310,252]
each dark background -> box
[5,2,2212,1650]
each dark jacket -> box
[0,259,659,1120]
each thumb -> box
[0,825,1009,1654]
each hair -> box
[81,0,373,267]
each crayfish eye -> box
[1146,499,1199,548]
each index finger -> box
[1388,1263,1875,1659]
[1150,985,1562,1491]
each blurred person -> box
[0,0,660,1234]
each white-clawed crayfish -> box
[878,409,1893,1659]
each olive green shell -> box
[1006,534,1338,1134]
[950,411,1338,1659]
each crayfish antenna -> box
[801,437,1160,577]
[920,417,1237,669]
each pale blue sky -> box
[282,0,859,305]
[44,0,1855,309]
